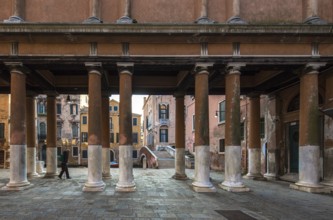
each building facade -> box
[80,99,142,166]
[143,95,176,150]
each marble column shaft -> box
[221,63,249,191]
[245,95,263,179]
[116,63,136,192]
[6,65,30,188]
[26,95,38,177]
[102,94,111,179]
[45,94,57,177]
[192,63,215,192]
[173,94,187,180]
[83,65,105,191]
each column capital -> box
[26,91,38,98]
[117,62,134,75]
[45,91,59,97]
[173,91,186,98]
[303,62,326,75]
[85,62,103,75]
[247,92,261,99]
[4,62,29,75]
[226,62,246,74]
[194,62,214,74]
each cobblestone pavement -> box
[0,168,332,220]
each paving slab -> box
[0,168,332,219]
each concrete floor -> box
[0,168,332,220]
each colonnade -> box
[2,61,328,194]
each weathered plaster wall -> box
[0,1,11,21]
[2,0,332,23]
[25,0,89,22]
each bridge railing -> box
[139,146,158,168]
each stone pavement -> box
[0,168,332,220]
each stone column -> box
[227,0,246,24]
[26,94,39,178]
[117,0,135,23]
[116,62,136,192]
[172,92,188,180]
[244,94,264,180]
[195,0,215,23]
[290,63,330,193]
[304,0,326,24]
[3,63,30,190]
[102,92,111,179]
[191,63,216,192]
[220,63,249,192]
[83,0,102,23]
[83,63,105,191]
[264,95,280,180]
[4,0,25,23]
[44,94,58,178]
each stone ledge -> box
[290,184,331,194]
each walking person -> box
[58,149,71,179]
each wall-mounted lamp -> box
[66,95,72,104]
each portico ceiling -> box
[0,23,332,96]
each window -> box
[72,124,78,138]
[133,132,138,144]
[159,104,169,119]
[114,106,118,112]
[56,103,61,115]
[0,123,4,139]
[160,129,168,143]
[57,124,62,139]
[109,106,112,112]
[132,150,138,158]
[240,122,245,141]
[218,101,226,123]
[39,122,46,139]
[72,146,78,157]
[81,132,88,142]
[116,133,119,143]
[37,102,46,114]
[219,139,225,153]
[133,117,138,126]
[110,118,113,130]
[260,118,265,139]
[57,147,62,156]
[82,116,87,124]
[70,104,78,115]
[82,150,88,159]
[192,115,195,131]
[110,133,114,143]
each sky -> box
[110,95,147,115]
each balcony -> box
[159,119,169,126]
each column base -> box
[172,173,188,180]
[116,183,136,192]
[102,173,112,180]
[290,183,331,194]
[28,172,40,178]
[116,16,136,24]
[192,185,216,193]
[219,181,250,192]
[83,181,106,192]
[2,182,31,191]
[264,173,278,180]
[321,181,333,193]
[4,16,24,23]
[43,172,58,178]
[243,173,266,181]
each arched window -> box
[159,104,169,119]
[287,95,300,112]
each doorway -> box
[289,122,299,173]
